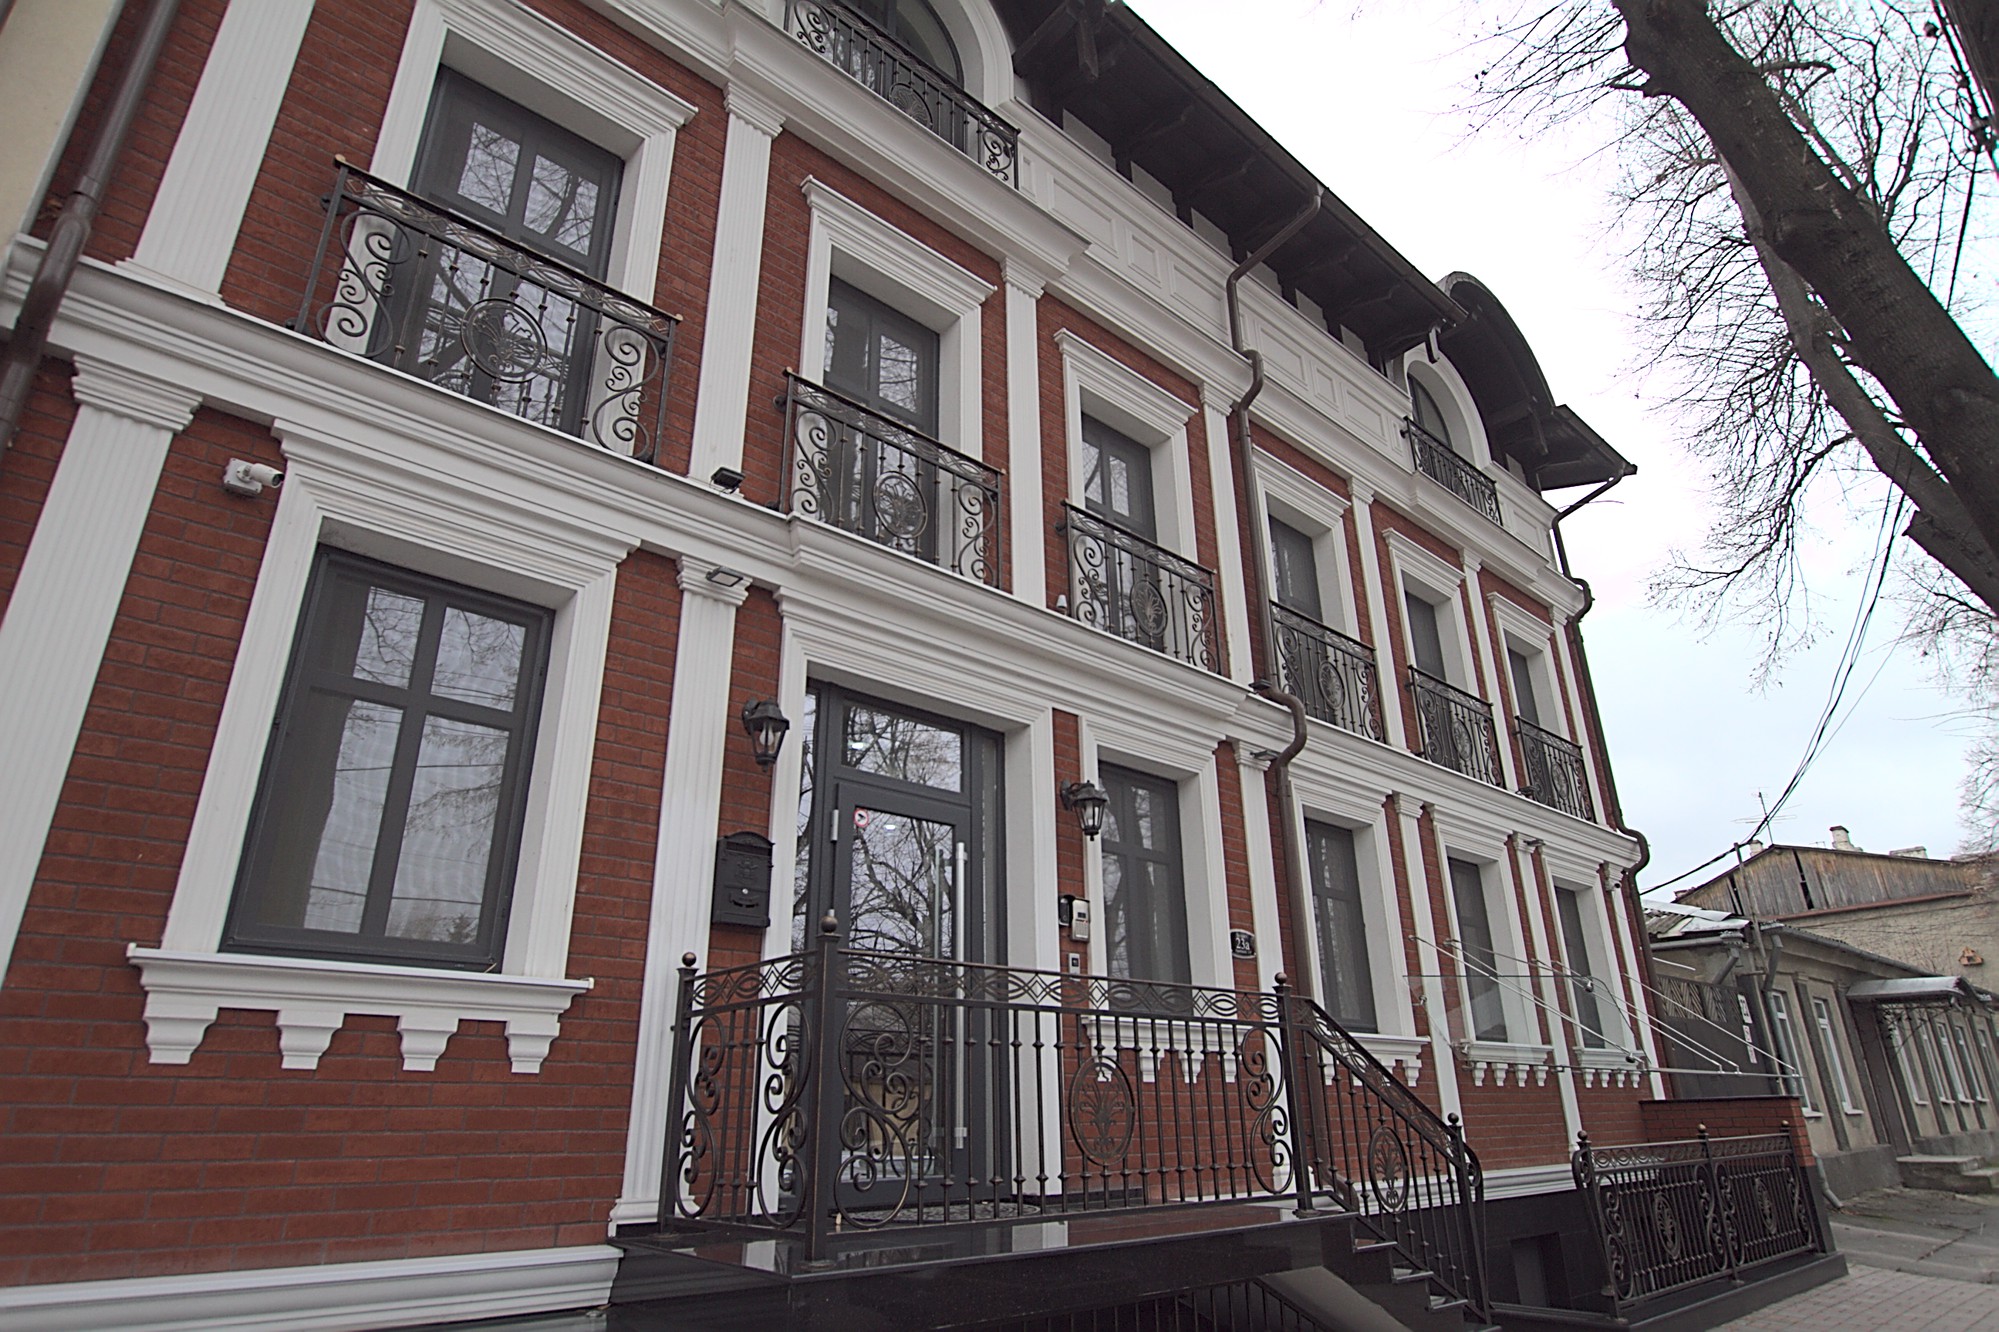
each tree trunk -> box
[1613,0,1999,586]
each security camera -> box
[222,459,284,497]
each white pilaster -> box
[1238,749,1283,994]
[1602,863,1668,1099]
[1202,386,1253,684]
[1395,794,1460,1119]
[1003,259,1047,606]
[1461,553,1520,793]
[613,559,751,1225]
[1348,484,1406,749]
[0,360,198,988]
[1512,838,1582,1143]
[127,0,318,294]
[1550,617,1613,823]
[687,85,783,482]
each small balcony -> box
[781,373,1003,585]
[1058,504,1219,671]
[293,161,679,462]
[1404,418,1502,527]
[1270,603,1385,741]
[784,0,1020,187]
[1516,717,1595,821]
[1408,667,1502,787]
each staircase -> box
[1898,1153,1999,1192]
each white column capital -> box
[1348,479,1376,509]
[677,558,753,606]
[725,83,786,138]
[1391,791,1426,820]
[70,358,200,433]
[1001,254,1053,299]
[1462,551,1484,576]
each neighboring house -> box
[1650,900,1999,1196]
[0,1,1830,1329]
[1676,831,1999,981]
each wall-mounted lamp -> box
[740,699,790,769]
[710,466,745,492]
[705,565,748,589]
[1060,779,1109,839]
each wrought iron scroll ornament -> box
[1517,717,1595,820]
[1404,418,1502,526]
[296,161,679,464]
[1060,504,1220,671]
[1408,668,1503,787]
[1272,602,1385,740]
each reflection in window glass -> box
[300,699,403,933]
[432,607,527,708]
[387,715,508,943]
[1306,821,1375,1032]
[843,703,962,791]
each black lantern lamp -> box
[740,699,790,769]
[1060,779,1109,839]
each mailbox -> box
[712,831,774,927]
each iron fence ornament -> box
[1060,504,1220,671]
[1408,668,1503,786]
[1272,602,1386,740]
[1403,418,1502,526]
[1517,717,1595,820]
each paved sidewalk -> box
[1713,1263,1999,1329]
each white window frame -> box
[129,421,632,1074]
[368,0,698,307]
[1810,995,1863,1115]
[1383,530,1475,692]
[1766,989,1819,1115]
[1489,597,1565,737]
[1934,1018,1973,1102]
[1056,330,1200,560]
[1433,812,1545,1080]
[1256,449,1359,637]
[798,176,995,459]
[1952,1022,1987,1103]
[1290,772,1408,1042]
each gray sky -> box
[1124,0,1980,891]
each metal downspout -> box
[0,0,178,463]
[1224,189,1321,994]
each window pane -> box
[386,715,509,944]
[352,586,425,688]
[1449,857,1505,1041]
[1508,649,1540,726]
[1555,887,1605,1048]
[1410,379,1451,448]
[1270,518,1323,621]
[1405,591,1448,679]
[524,153,601,257]
[1307,822,1374,1032]
[1100,766,1188,984]
[456,120,522,215]
[842,702,961,791]
[432,607,528,709]
[302,698,403,933]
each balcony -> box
[784,0,1020,187]
[1404,418,1502,527]
[1516,717,1595,821]
[1058,504,1219,671]
[781,374,1003,585]
[293,162,679,462]
[1408,668,1502,787]
[1270,603,1384,741]
[656,918,1489,1321]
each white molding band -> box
[0,360,198,991]
[0,1242,619,1332]
[127,0,318,294]
[127,947,591,1073]
[688,84,782,480]
[613,557,750,1225]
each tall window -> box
[1404,590,1450,681]
[1080,416,1156,539]
[1306,821,1375,1032]
[1409,378,1453,451]
[226,551,551,969]
[824,278,940,434]
[1507,648,1541,725]
[1099,765,1189,984]
[1765,990,1817,1112]
[846,0,962,81]
[401,72,623,434]
[1269,517,1323,622]
[1810,996,1862,1113]
[1555,886,1606,1049]
[1448,857,1506,1041]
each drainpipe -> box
[1224,188,1321,994]
[0,0,179,463]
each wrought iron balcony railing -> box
[1516,717,1595,821]
[1403,419,1502,527]
[1058,504,1219,671]
[1572,1129,1823,1315]
[781,374,1003,585]
[1408,668,1503,787]
[1271,603,1385,741]
[785,0,1020,187]
[662,915,1489,1319]
[293,161,679,463]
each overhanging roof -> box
[1847,976,1994,1006]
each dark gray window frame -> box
[1305,819,1376,1032]
[1269,515,1324,622]
[1098,764,1190,985]
[1448,856,1507,1042]
[223,549,551,971]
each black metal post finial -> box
[819,911,839,937]
[680,952,698,970]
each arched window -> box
[851,0,962,83]
[1409,378,1454,453]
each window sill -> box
[128,946,592,1073]
[1354,1032,1428,1088]
[1458,1040,1555,1087]
[1571,1044,1647,1089]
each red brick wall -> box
[1576,1086,1647,1148]
[1213,742,1259,992]
[1638,1095,1814,1166]
[707,588,784,972]
[32,0,227,264]
[0,361,76,615]
[1458,1079,1571,1169]
[0,407,685,1284]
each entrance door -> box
[795,687,1003,1222]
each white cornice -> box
[69,356,199,431]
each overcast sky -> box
[1122,0,1983,892]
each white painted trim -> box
[1602,862,1669,1099]
[1355,1033,1429,1088]
[1510,838,1582,1141]
[1431,817,1535,1048]
[688,85,783,480]
[0,1242,619,1332]
[615,558,748,1223]
[1189,753,1235,990]
[0,360,197,991]
[127,948,590,1073]
[1057,328,1199,560]
[1481,1161,1575,1200]
[1346,486,1406,749]
[370,0,696,305]
[1395,794,1459,1119]
[798,175,993,459]
[1462,555,1521,792]
[1003,263,1047,606]
[127,0,317,295]
[1381,529,1472,692]
[1256,446,1357,638]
